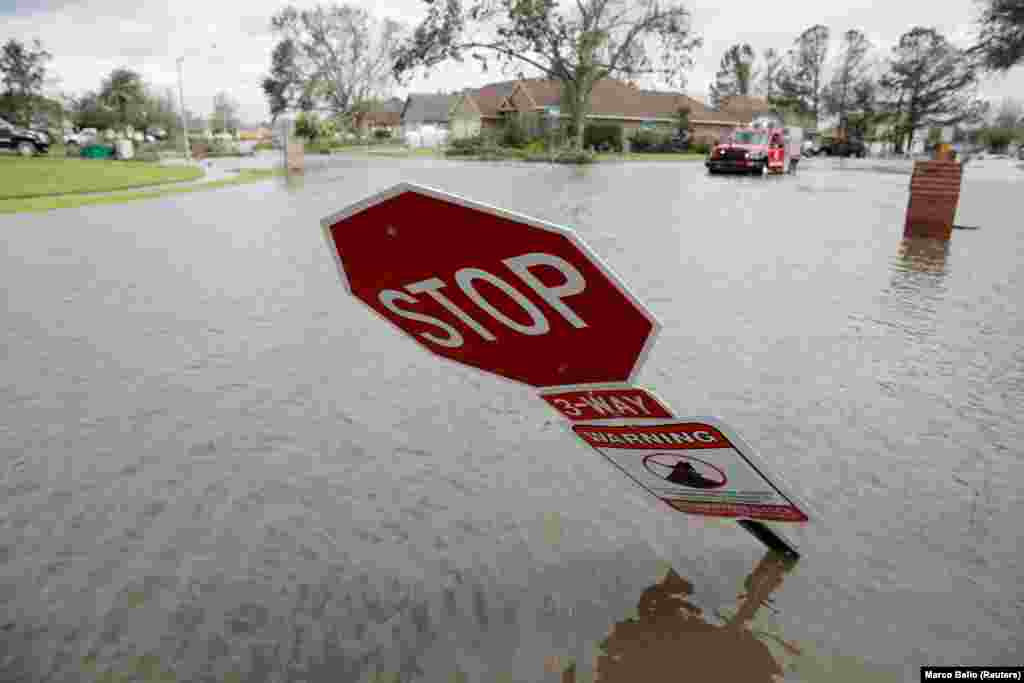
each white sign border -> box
[565,415,821,526]
[320,182,662,389]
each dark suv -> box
[0,116,51,156]
[820,137,866,158]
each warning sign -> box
[539,384,674,421]
[571,420,810,523]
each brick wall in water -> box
[904,160,962,240]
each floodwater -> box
[2,155,1022,682]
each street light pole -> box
[176,56,192,162]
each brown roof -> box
[465,77,732,123]
[361,111,401,127]
[717,95,774,122]
[461,81,520,118]
[356,97,405,127]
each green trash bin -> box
[81,144,114,159]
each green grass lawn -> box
[0,168,284,214]
[0,155,203,200]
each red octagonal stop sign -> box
[321,183,660,388]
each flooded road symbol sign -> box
[570,419,813,523]
[644,454,727,489]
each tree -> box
[99,68,145,128]
[394,0,703,150]
[262,38,304,122]
[211,91,240,133]
[993,96,1023,128]
[293,111,322,139]
[824,29,872,135]
[263,3,403,126]
[776,25,830,128]
[844,78,883,141]
[879,27,986,152]
[981,125,1018,151]
[0,38,52,126]
[757,48,784,99]
[676,106,690,138]
[708,44,756,109]
[71,91,116,130]
[969,0,1024,72]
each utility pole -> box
[176,56,192,162]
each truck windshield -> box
[732,131,769,145]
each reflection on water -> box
[560,552,800,682]
[283,172,306,192]
[878,237,951,349]
[893,237,950,276]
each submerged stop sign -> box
[321,183,660,388]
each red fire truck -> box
[705,121,804,176]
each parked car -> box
[0,116,50,156]
[801,139,821,157]
[820,138,867,158]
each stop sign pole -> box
[322,183,806,557]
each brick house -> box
[400,93,459,136]
[448,78,746,146]
[354,97,404,136]
[714,95,778,125]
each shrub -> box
[206,138,242,157]
[446,135,487,156]
[304,140,335,154]
[373,128,392,140]
[554,148,596,164]
[584,123,623,153]
[692,142,711,155]
[628,129,668,152]
[524,139,547,155]
[294,113,321,141]
[131,142,161,162]
[501,115,529,148]
[254,142,275,151]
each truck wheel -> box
[18,141,37,157]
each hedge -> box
[584,123,623,153]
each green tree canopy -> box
[99,68,145,127]
[263,3,403,126]
[776,25,830,128]
[0,38,52,126]
[709,44,756,109]
[969,0,1024,72]
[880,27,986,151]
[824,29,873,134]
[393,0,703,150]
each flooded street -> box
[2,155,1022,681]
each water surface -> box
[1,156,1021,681]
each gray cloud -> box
[2,0,1021,126]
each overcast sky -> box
[2,0,1022,125]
